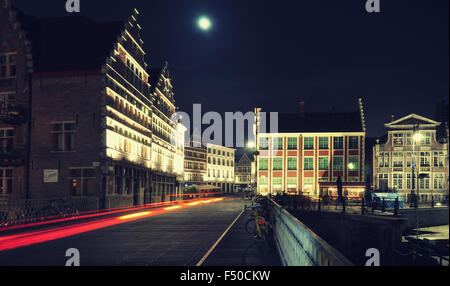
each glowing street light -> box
[413,133,423,143]
[197,16,212,31]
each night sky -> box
[12,0,449,138]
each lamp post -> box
[411,126,423,208]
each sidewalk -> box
[202,208,282,266]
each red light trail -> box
[0,197,226,252]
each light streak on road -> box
[0,197,229,252]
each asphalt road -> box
[0,197,251,266]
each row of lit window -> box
[392,132,432,146]
[378,151,445,168]
[259,136,360,150]
[207,157,234,167]
[207,148,234,157]
[258,156,359,171]
[379,173,445,190]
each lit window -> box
[333,137,343,149]
[393,173,403,190]
[304,137,314,150]
[349,136,359,149]
[319,137,329,150]
[259,137,269,150]
[392,134,403,146]
[319,157,328,171]
[272,137,283,150]
[348,156,359,171]
[287,157,297,170]
[273,157,283,170]
[333,157,343,171]
[69,168,96,196]
[259,158,268,171]
[287,137,297,150]
[304,157,314,170]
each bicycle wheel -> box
[245,218,265,241]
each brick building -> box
[0,0,33,202]
[1,4,185,209]
[255,100,367,199]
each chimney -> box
[299,102,305,118]
[391,115,395,122]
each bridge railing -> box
[0,197,99,227]
[269,198,354,266]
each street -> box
[0,198,253,266]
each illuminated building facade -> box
[373,114,449,203]
[184,138,207,187]
[255,100,367,199]
[205,144,235,193]
[1,6,185,209]
[235,153,255,191]
[148,63,186,202]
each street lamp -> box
[411,128,423,208]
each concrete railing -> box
[270,199,354,266]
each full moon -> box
[197,16,212,31]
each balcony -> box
[0,149,26,166]
[0,105,28,125]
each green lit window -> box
[304,137,314,150]
[319,157,329,171]
[287,177,297,186]
[333,157,343,171]
[259,177,268,185]
[287,137,297,150]
[273,178,282,186]
[304,157,314,170]
[273,157,283,170]
[319,137,328,149]
[349,136,359,149]
[333,137,343,149]
[348,156,358,171]
[287,157,297,170]
[273,137,283,150]
[259,158,268,170]
[259,137,269,150]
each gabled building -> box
[373,114,448,203]
[235,153,255,191]
[0,3,185,210]
[0,0,35,202]
[255,99,366,199]
[148,63,186,201]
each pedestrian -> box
[337,176,343,204]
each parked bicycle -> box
[244,196,273,241]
